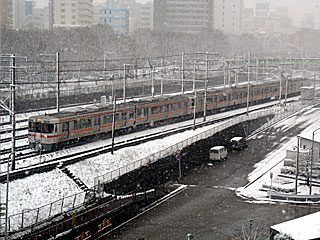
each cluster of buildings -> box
[0,0,319,38]
[0,0,243,34]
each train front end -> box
[28,115,59,152]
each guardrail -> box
[268,191,320,203]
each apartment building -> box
[154,0,243,34]
[0,0,10,28]
[101,0,129,33]
[154,0,213,34]
[53,0,93,27]
[129,1,153,32]
[213,0,243,34]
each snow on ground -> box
[0,169,81,216]
[271,211,320,240]
[237,104,320,200]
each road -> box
[105,105,320,240]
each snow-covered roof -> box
[301,86,314,90]
[211,146,225,150]
[299,132,320,144]
[271,211,320,240]
[230,136,243,142]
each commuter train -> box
[28,79,304,151]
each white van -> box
[209,146,228,161]
[230,137,247,151]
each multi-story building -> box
[13,0,25,29]
[242,8,256,33]
[0,0,10,28]
[53,0,93,27]
[93,1,105,25]
[25,7,50,29]
[154,0,213,34]
[25,0,35,16]
[212,0,243,34]
[101,0,129,33]
[129,0,153,32]
[255,0,269,32]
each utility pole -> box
[11,54,16,171]
[223,61,226,88]
[246,63,250,116]
[203,52,208,122]
[181,52,184,94]
[56,52,60,112]
[310,128,320,195]
[279,71,282,105]
[111,95,116,155]
[193,90,197,130]
[193,60,196,92]
[295,135,300,194]
[284,73,288,107]
[123,64,126,102]
[151,66,155,97]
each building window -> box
[72,15,76,19]
[61,3,65,6]
[61,15,65,18]
[61,9,65,12]
[61,21,65,24]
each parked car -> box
[209,146,228,161]
[230,137,247,151]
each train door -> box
[94,116,100,133]
[62,122,69,140]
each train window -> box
[28,122,34,132]
[35,122,41,132]
[129,111,134,119]
[62,123,68,132]
[162,105,167,112]
[74,120,78,130]
[122,112,127,121]
[152,106,161,114]
[104,115,112,124]
[207,98,213,105]
[79,119,91,129]
[94,116,100,126]
[137,108,142,116]
[115,113,120,122]
[42,124,54,133]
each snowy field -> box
[237,104,320,201]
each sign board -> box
[176,149,181,155]
[176,155,182,160]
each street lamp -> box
[309,128,320,195]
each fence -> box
[8,191,86,232]
[22,189,161,240]
[94,101,304,191]
[7,100,305,233]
